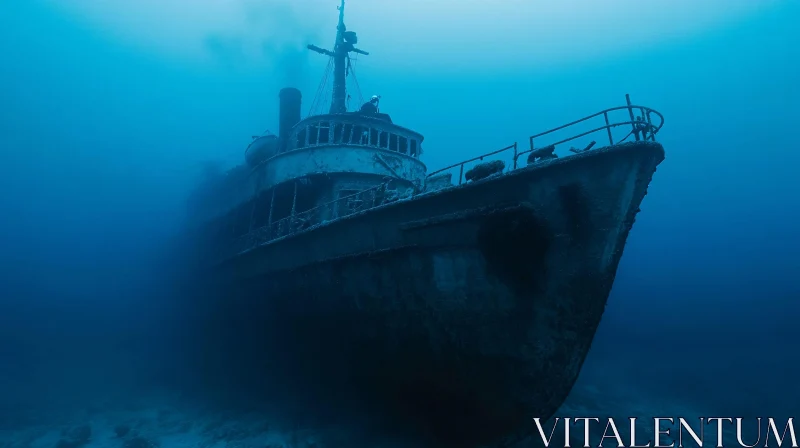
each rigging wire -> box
[307,50,367,114]
[348,54,365,107]
[321,62,334,113]
[309,57,334,116]
[309,58,333,115]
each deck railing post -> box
[458,164,464,185]
[625,94,640,141]
[513,142,518,169]
[638,107,648,140]
[646,110,655,141]
[603,111,614,145]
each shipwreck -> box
[181,1,666,447]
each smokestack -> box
[279,87,302,151]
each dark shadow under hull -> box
[185,141,665,447]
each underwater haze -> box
[1,0,798,446]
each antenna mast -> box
[308,0,369,114]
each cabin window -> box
[342,124,353,144]
[297,127,307,148]
[308,124,319,145]
[410,139,418,157]
[333,123,343,143]
[370,129,379,146]
[379,131,388,149]
[319,122,330,144]
[353,125,367,145]
[389,134,398,152]
[399,136,408,154]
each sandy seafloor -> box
[0,350,741,448]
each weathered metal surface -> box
[191,141,664,448]
[259,144,425,192]
[189,144,426,224]
[425,172,453,192]
[179,3,667,444]
[188,82,428,225]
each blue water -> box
[1,1,798,446]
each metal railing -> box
[218,94,664,261]
[516,94,664,166]
[427,143,519,186]
[219,182,394,259]
[426,94,664,181]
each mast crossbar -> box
[306,0,369,114]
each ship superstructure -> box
[188,0,427,259]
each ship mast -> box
[307,0,369,114]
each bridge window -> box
[399,136,408,154]
[333,123,343,143]
[354,125,368,145]
[370,128,379,146]
[319,122,330,144]
[308,124,319,145]
[410,139,418,157]
[297,127,307,148]
[379,131,388,149]
[389,134,398,152]
[342,124,353,144]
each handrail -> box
[519,95,664,163]
[426,143,518,185]
[220,181,393,259]
[217,94,664,261]
[530,105,663,144]
[426,94,663,177]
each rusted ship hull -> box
[193,141,664,447]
